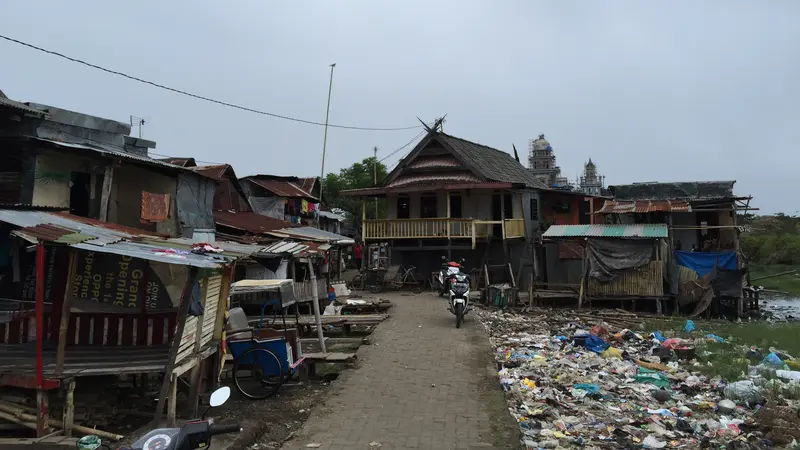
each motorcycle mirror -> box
[209,386,231,407]
[76,435,102,450]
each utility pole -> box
[373,146,378,218]
[317,63,336,225]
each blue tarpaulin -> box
[674,251,737,277]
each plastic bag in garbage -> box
[723,380,764,405]
[585,335,610,353]
[683,320,696,332]
[761,352,788,369]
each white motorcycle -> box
[446,271,471,328]
[437,256,463,297]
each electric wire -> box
[0,33,424,132]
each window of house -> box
[529,198,539,221]
[397,195,410,219]
[420,193,438,218]
[449,193,462,218]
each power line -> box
[0,33,423,132]
[379,130,426,163]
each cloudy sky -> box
[2,1,798,214]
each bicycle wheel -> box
[233,348,284,399]
[409,274,423,294]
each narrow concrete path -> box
[281,292,518,450]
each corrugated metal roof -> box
[0,209,232,268]
[542,224,668,239]
[191,164,230,181]
[387,172,482,188]
[317,210,344,221]
[246,178,318,201]
[0,96,48,117]
[32,137,197,173]
[158,157,197,167]
[11,224,96,244]
[213,210,296,235]
[609,181,737,201]
[269,226,354,244]
[596,200,691,214]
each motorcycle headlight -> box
[451,282,469,295]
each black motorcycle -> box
[76,387,241,450]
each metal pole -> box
[317,63,336,223]
[373,146,378,218]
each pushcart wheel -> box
[233,348,284,399]
[368,283,383,294]
[410,280,423,294]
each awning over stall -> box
[269,226,354,245]
[0,209,235,268]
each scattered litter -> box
[477,307,800,449]
[305,444,322,448]
[369,442,382,447]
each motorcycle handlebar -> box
[209,422,242,436]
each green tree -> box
[323,157,389,229]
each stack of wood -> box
[0,394,123,441]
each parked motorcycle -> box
[447,271,471,328]
[76,387,241,450]
[437,256,464,297]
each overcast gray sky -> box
[2,1,798,214]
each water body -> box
[760,296,800,321]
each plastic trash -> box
[723,380,764,405]
[705,333,725,343]
[602,347,623,359]
[643,435,667,448]
[775,370,800,383]
[761,352,788,369]
[584,335,609,353]
[635,368,670,388]
[683,319,696,332]
[717,399,737,414]
[647,408,676,417]
[573,383,600,395]
[651,331,667,343]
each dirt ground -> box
[211,379,332,450]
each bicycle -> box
[368,265,423,294]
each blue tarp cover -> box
[674,251,737,277]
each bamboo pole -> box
[0,403,123,441]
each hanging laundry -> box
[141,192,171,223]
[308,202,317,212]
[301,199,309,214]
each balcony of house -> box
[354,188,528,246]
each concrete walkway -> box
[281,292,518,450]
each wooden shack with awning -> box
[0,208,238,437]
[541,224,669,313]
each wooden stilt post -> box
[61,379,75,437]
[56,249,78,376]
[152,266,199,427]
[167,375,178,427]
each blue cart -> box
[226,279,306,399]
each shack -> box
[0,209,236,437]
[0,97,216,238]
[541,224,669,313]
[597,181,753,317]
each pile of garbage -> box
[478,310,800,449]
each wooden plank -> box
[98,164,114,221]
[152,267,198,426]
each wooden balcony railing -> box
[363,218,526,246]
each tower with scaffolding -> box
[578,158,605,195]
[528,134,560,187]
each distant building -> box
[528,134,561,187]
[578,158,605,196]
